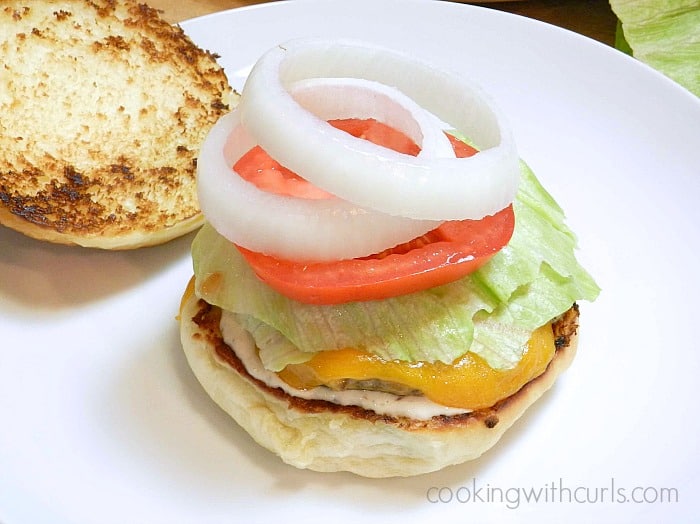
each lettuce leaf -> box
[192,162,599,371]
[610,0,700,97]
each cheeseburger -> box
[179,39,599,478]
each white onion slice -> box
[197,79,449,261]
[290,77,455,160]
[238,38,520,221]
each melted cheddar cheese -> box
[185,276,557,412]
[278,324,555,410]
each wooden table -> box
[148,0,618,47]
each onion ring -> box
[238,38,520,221]
[198,78,452,261]
[290,77,455,159]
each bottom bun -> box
[179,283,580,478]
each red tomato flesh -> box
[234,146,333,199]
[233,119,515,305]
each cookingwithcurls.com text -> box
[425,478,679,510]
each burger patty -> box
[189,299,580,432]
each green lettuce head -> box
[611,0,700,97]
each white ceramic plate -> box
[2,1,699,522]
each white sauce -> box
[219,311,470,420]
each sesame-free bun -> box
[179,282,581,478]
[0,0,232,249]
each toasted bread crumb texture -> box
[0,0,231,246]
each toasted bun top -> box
[0,0,232,248]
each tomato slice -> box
[328,118,421,157]
[234,118,419,199]
[234,119,515,305]
[233,145,334,199]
